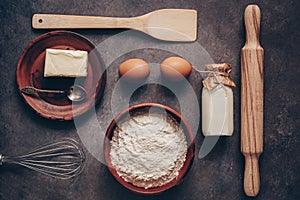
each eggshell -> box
[161,57,192,81]
[119,58,150,83]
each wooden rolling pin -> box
[241,5,264,197]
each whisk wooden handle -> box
[241,4,264,197]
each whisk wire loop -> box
[1,137,85,179]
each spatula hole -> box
[38,19,43,23]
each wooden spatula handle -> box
[32,14,142,29]
[241,4,264,197]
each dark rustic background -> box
[0,0,299,199]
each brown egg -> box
[119,58,150,83]
[161,57,192,81]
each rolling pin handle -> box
[244,5,261,46]
[243,153,260,196]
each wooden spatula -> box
[241,5,264,197]
[32,9,197,42]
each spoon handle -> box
[21,86,64,95]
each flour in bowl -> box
[110,111,187,189]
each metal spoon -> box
[21,84,87,102]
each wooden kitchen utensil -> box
[241,5,264,197]
[32,9,197,42]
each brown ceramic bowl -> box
[104,103,195,195]
[16,31,106,120]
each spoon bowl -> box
[21,84,87,102]
[66,85,87,102]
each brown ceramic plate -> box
[16,31,106,120]
[104,103,195,195]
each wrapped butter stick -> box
[44,49,88,77]
[202,63,236,136]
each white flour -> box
[110,111,187,189]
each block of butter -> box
[44,49,88,77]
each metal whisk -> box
[0,137,85,179]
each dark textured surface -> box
[0,0,299,199]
